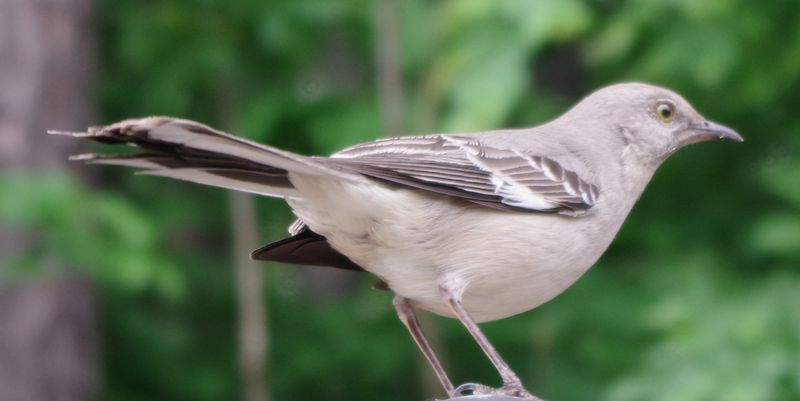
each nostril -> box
[703,121,710,128]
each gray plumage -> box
[51,82,742,399]
[333,135,599,212]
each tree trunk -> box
[0,279,99,401]
[230,192,269,401]
[373,2,450,398]
[0,1,99,401]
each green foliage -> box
[605,270,800,401]
[6,0,798,400]
[0,173,184,298]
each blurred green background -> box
[2,1,799,401]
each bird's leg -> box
[439,284,539,400]
[393,296,455,396]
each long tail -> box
[50,116,352,198]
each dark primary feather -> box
[330,135,599,213]
[251,225,364,272]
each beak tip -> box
[700,120,743,143]
[728,131,744,143]
[724,132,744,143]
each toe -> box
[452,382,494,397]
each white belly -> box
[287,174,620,323]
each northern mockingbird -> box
[51,83,742,400]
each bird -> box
[51,83,742,400]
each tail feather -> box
[51,116,355,197]
[139,168,297,197]
[250,225,364,272]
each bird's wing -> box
[329,135,599,213]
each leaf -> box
[748,213,800,260]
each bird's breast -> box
[288,176,623,323]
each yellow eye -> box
[656,103,674,122]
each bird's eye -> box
[656,102,674,123]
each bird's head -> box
[572,83,743,166]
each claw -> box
[447,382,543,400]
[453,382,495,396]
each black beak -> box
[679,120,743,146]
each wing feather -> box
[331,135,598,213]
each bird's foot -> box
[451,382,543,400]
